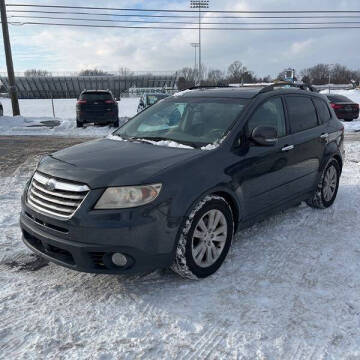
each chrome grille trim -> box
[27,172,89,219]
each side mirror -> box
[251,126,278,146]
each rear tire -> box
[343,119,353,122]
[113,119,119,127]
[171,195,234,279]
[76,120,83,128]
[306,159,340,209]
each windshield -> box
[115,97,248,148]
[147,94,168,105]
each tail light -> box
[331,103,343,110]
[77,100,87,105]
[105,100,115,104]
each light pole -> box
[190,42,199,72]
[328,63,334,94]
[190,0,209,85]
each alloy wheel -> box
[323,165,338,202]
[191,209,228,268]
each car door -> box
[283,95,328,195]
[231,96,297,218]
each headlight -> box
[94,184,162,209]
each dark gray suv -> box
[76,90,119,128]
[20,84,344,279]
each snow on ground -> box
[321,89,360,132]
[1,142,360,358]
[0,98,139,137]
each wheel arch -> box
[332,153,343,173]
[211,190,240,232]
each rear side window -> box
[313,98,331,123]
[247,97,286,137]
[286,96,318,133]
[80,92,112,101]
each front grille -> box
[27,172,89,219]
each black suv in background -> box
[326,94,359,121]
[21,84,344,279]
[76,90,119,127]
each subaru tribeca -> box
[20,84,344,279]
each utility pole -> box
[0,0,20,115]
[190,0,209,86]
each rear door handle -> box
[320,133,329,140]
[281,145,294,152]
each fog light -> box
[111,252,127,267]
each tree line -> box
[22,62,360,88]
[177,61,360,89]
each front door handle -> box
[281,145,294,152]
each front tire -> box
[306,159,340,209]
[171,195,234,279]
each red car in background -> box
[326,94,359,122]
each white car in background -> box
[137,93,169,112]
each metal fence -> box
[0,74,178,99]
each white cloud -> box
[2,0,360,77]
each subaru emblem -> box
[45,178,57,191]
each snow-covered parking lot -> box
[0,139,360,358]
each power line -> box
[9,15,360,26]
[8,10,360,20]
[6,4,360,14]
[8,21,360,30]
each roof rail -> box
[187,85,232,90]
[258,81,317,94]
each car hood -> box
[38,138,201,188]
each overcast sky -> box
[1,0,360,77]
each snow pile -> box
[1,141,360,357]
[0,97,139,137]
[107,134,194,149]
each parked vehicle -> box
[20,84,344,279]
[76,90,119,127]
[0,101,3,117]
[326,94,359,121]
[137,93,169,112]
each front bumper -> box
[20,192,180,274]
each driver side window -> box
[247,97,286,138]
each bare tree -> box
[207,69,225,85]
[177,67,198,88]
[118,67,134,76]
[24,69,52,77]
[79,68,112,76]
[227,61,257,83]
